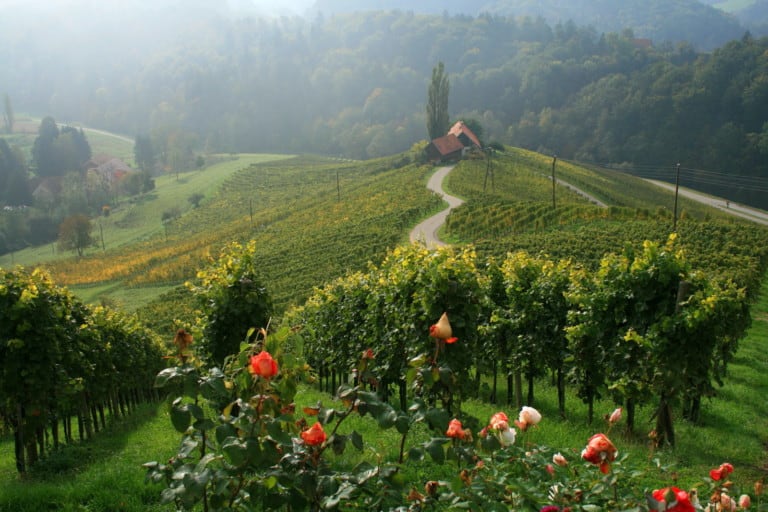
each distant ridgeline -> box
[309,0,752,50]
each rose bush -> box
[149,307,764,511]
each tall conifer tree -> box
[426,61,450,140]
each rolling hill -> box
[310,0,749,49]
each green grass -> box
[0,115,136,165]
[0,404,178,512]
[0,154,290,268]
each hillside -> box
[5,140,763,332]
[4,6,768,213]
[310,0,748,49]
[3,140,768,510]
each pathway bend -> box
[409,166,463,248]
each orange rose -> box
[300,422,327,446]
[249,351,278,379]
[581,433,617,474]
[446,418,465,440]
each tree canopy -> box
[426,62,450,140]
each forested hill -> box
[310,0,748,50]
[2,5,768,208]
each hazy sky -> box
[0,0,317,17]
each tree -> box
[58,214,94,257]
[459,118,484,145]
[3,94,13,134]
[188,240,273,364]
[134,135,155,172]
[0,139,31,206]
[31,118,91,178]
[31,117,60,177]
[426,61,450,139]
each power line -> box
[567,159,768,194]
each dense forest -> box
[311,0,751,50]
[2,3,768,210]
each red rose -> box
[651,487,696,512]
[710,462,734,481]
[300,422,327,446]
[249,351,278,379]
[581,433,617,474]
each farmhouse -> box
[425,121,482,162]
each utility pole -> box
[552,155,557,210]
[483,147,494,193]
[673,163,681,232]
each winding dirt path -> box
[646,180,768,226]
[409,166,463,248]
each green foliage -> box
[483,252,573,413]
[0,138,31,207]
[427,61,450,140]
[133,134,155,172]
[187,240,273,364]
[293,243,483,407]
[0,266,165,474]
[566,235,751,443]
[296,238,752,451]
[57,214,95,257]
[187,192,204,208]
[31,117,91,178]
[150,293,764,510]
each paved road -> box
[409,166,463,248]
[646,180,768,226]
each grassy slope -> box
[0,154,289,268]
[2,141,768,509]
[6,155,442,316]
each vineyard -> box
[3,141,768,510]
[0,266,165,474]
[20,154,441,324]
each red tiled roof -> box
[430,134,465,155]
[448,121,481,148]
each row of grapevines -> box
[45,156,441,315]
[450,148,735,220]
[464,215,768,299]
[291,238,750,446]
[0,265,166,473]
